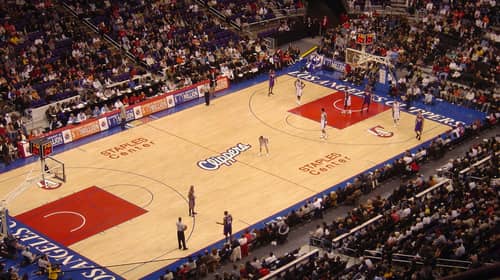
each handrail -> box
[363,255,470,270]
[333,214,383,242]
[437,258,473,264]
[415,178,451,198]
[459,151,499,174]
[61,2,145,67]
[247,12,305,28]
[104,73,152,89]
[364,250,472,269]
[259,249,320,280]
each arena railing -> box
[259,248,320,280]
[27,73,154,129]
[61,1,146,67]
[309,178,452,251]
[309,214,383,250]
[363,250,472,270]
[458,150,499,175]
[246,9,306,28]
[415,177,452,198]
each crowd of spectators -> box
[0,0,150,158]
[0,235,62,279]
[0,0,303,151]
[0,1,143,112]
[345,0,392,12]
[65,0,299,86]
[206,0,276,27]
[318,0,499,113]
[203,0,304,29]
[307,136,498,279]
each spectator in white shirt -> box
[77,111,87,122]
[114,99,124,109]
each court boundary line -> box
[101,184,155,208]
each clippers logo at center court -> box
[197,143,251,171]
[368,125,394,138]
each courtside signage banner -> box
[215,77,229,91]
[98,117,109,131]
[322,57,346,72]
[22,78,231,159]
[126,108,136,122]
[166,95,175,108]
[173,87,199,104]
[62,129,73,144]
[287,70,475,126]
[43,132,65,148]
[70,120,101,141]
[141,97,169,116]
[132,106,143,119]
[106,112,122,128]
[106,108,135,128]
[9,218,123,280]
[197,84,207,98]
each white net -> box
[345,48,392,69]
[345,48,362,68]
[43,156,66,183]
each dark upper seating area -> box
[65,0,240,78]
[0,1,142,114]
[206,0,276,25]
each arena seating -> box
[319,0,498,113]
[306,137,499,279]
[0,2,143,112]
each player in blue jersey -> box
[415,112,424,140]
[268,69,276,96]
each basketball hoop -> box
[29,139,66,189]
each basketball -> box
[183,225,188,231]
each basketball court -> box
[0,72,452,279]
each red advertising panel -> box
[140,97,169,116]
[70,120,101,141]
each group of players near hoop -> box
[267,70,425,142]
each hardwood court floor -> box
[0,75,451,278]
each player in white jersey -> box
[258,136,269,156]
[342,92,352,115]
[320,108,328,139]
[294,78,305,104]
[392,100,400,126]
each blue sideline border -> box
[7,218,122,279]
